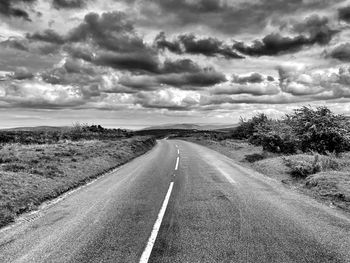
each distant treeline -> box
[0,124,134,144]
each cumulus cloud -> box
[11,67,34,80]
[135,88,200,111]
[52,0,88,9]
[234,15,337,57]
[211,83,280,96]
[138,0,338,35]
[119,66,226,91]
[93,51,160,74]
[0,0,37,21]
[338,5,350,23]
[0,79,85,109]
[1,0,350,118]
[0,38,29,51]
[329,43,350,61]
[277,65,350,99]
[232,73,265,84]
[27,29,65,44]
[155,32,243,59]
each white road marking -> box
[177,149,179,155]
[175,157,179,170]
[139,182,174,263]
[175,145,178,148]
[216,166,237,184]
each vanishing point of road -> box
[1,140,350,263]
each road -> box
[1,139,350,263]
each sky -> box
[1,0,350,129]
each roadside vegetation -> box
[183,106,350,212]
[0,124,155,228]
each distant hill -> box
[2,126,69,131]
[142,123,238,131]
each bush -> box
[287,106,350,154]
[231,113,270,139]
[233,106,350,154]
[283,156,321,178]
[250,121,299,154]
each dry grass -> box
[305,172,350,210]
[0,137,155,228]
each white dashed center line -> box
[175,156,179,171]
[139,182,174,263]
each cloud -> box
[160,59,202,74]
[338,5,350,23]
[67,12,146,53]
[329,43,350,61]
[0,0,37,21]
[157,69,226,88]
[234,15,337,56]
[119,66,226,90]
[138,0,339,35]
[93,51,160,73]
[0,79,86,109]
[155,32,244,59]
[135,88,200,111]
[211,83,280,96]
[232,73,264,84]
[27,29,65,44]
[52,0,88,9]
[0,38,29,51]
[11,67,34,80]
[277,65,350,99]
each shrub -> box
[231,113,270,139]
[283,155,321,178]
[287,106,350,154]
[233,106,350,154]
[250,120,299,154]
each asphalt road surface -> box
[1,140,350,263]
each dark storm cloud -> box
[67,12,146,53]
[155,33,244,59]
[0,0,37,21]
[25,11,163,74]
[158,69,226,88]
[119,62,226,91]
[330,43,350,61]
[52,0,88,9]
[338,5,350,23]
[93,51,160,73]
[139,0,339,35]
[232,73,264,84]
[234,15,337,57]
[27,29,65,44]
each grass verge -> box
[0,136,155,228]
[184,137,350,213]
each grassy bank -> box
[0,136,155,228]
[185,138,350,213]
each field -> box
[0,136,155,228]
[185,137,350,213]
